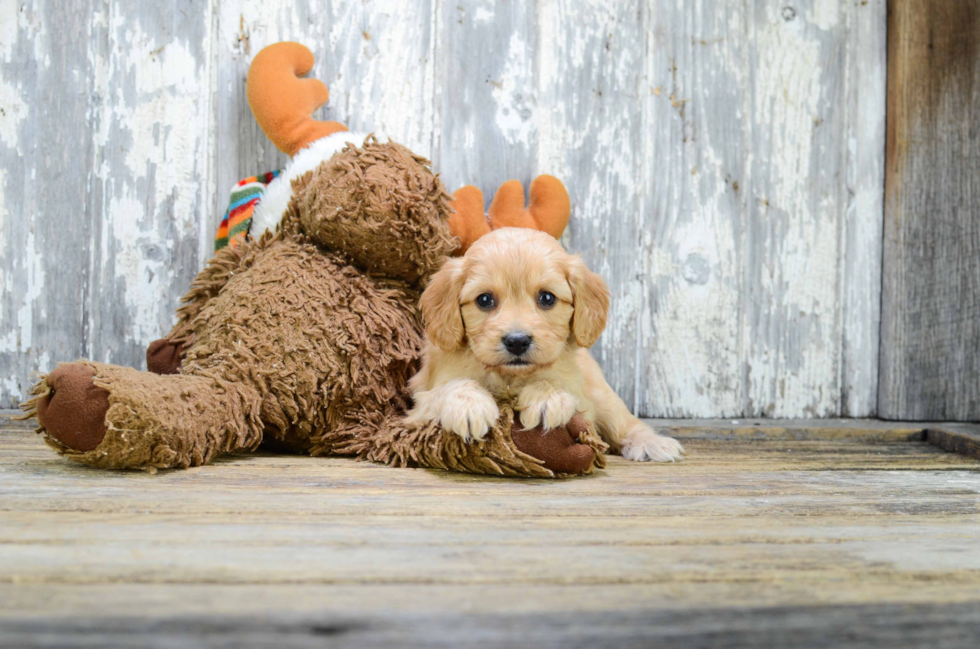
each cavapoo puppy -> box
[407,227,685,462]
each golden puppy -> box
[407,227,684,462]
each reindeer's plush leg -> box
[22,362,263,470]
[146,238,263,375]
[328,406,606,478]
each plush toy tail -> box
[247,42,348,156]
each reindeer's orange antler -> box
[247,42,347,156]
[488,175,570,240]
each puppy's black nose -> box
[502,332,532,356]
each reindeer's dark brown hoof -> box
[35,364,109,452]
[146,338,184,375]
[511,413,596,475]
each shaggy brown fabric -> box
[146,339,184,375]
[21,361,263,470]
[179,235,425,452]
[293,138,458,285]
[31,364,109,452]
[331,406,606,478]
[168,238,260,347]
[21,137,604,478]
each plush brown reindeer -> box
[20,42,605,477]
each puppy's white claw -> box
[518,386,578,431]
[542,391,578,430]
[439,389,499,443]
[518,407,541,431]
[621,428,685,463]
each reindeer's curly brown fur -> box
[293,137,458,285]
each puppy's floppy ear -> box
[421,258,466,351]
[566,256,610,348]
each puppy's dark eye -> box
[537,291,557,309]
[476,293,496,310]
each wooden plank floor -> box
[2,414,980,647]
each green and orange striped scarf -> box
[215,170,281,251]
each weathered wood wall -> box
[880,0,980,421]
[0,0,887,417]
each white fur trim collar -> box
[250,131,375,239]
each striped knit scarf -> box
[215,170,282,251]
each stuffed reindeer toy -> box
[21,42,606,477]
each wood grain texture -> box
[0,1,215,400]
[926,423,980,460]
[637,0,746,417]
[85,1,216,370]
[441,0,888,418]
[538,0,647,411]
[842,0,886,417]
[567,0,885,417]
[0,0,888,419]
[438,0,539,188]
[1,423,980,645]
[880,0,980,420]
[4,604,980,649]
[649,417,926,442]
[0,0,100,404]
[740,1,852,419]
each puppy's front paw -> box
[621,427,685,462]
[518,383,578,431]
[439,388,500,443]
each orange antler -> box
[247,42,347,156]
[447,186,492,254]
[448,176,571,254]
[488,175,570,239]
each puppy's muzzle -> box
[502,331,533,359]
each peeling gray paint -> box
[0,0,885,417]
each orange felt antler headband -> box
[247,42,347,156]
[448,176,571,254]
